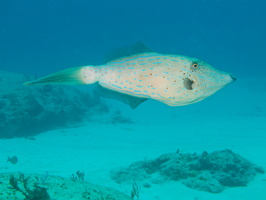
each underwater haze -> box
[1,0,266,77]
[0,0,266,200]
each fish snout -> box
[230,74,237,82]
[223,73,237,84]
[229,74,237,83]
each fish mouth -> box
[230,74,237,82]
[222,73,237,85]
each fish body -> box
[7,156,18,164]
[24,52,236,108]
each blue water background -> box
[1,1,266,198]
[1,0,265,79]
[1,0,266,133]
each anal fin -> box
[95,84,147,109]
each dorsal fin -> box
[94,84,147,109]
[105,41,152,63]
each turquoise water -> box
[0,0,266,199]
[1,0,265,77]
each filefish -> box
[24,43,236,108]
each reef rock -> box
[0,172,131,200]
[0,71,109,138]
[110,149,264,193]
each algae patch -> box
[0,172,131,200]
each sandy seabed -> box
[0,77,265,200]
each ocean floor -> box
[0,76,266,200]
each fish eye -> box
[190,62,199,71]
[192,63,198,68]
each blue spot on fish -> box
[171,59,179,62]
[111,84,122,89]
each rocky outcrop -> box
[0,172,131,200]
[110,149,265,193]
[0,71,109,138]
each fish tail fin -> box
[24,66,98,85]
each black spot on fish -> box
[183,78,194,90]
